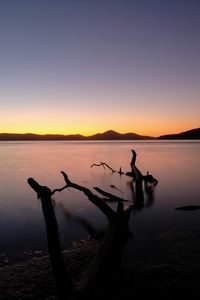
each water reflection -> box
[58,203,105,240]
[0,140,200,262]
[126,179,157,210]
[144,183,156,207]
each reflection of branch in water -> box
[127,180,144,209]
[143,171,158,185]
[58,203,105,240]
[110,184,124,193]
[127,179,157,209]
[144,183,156,207]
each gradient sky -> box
[0,0,199,136]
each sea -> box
[0,140,200,264]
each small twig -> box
[91,162,116,173]
[118,167,124,175]
[52,185,67,195]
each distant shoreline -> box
[0,127,199,141]
[0,137,200,141]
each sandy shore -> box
[1,233,200,299]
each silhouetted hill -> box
[158,128,200,140]
[0,133,86,141]
[0,130,153,141]
[88,130,153,140]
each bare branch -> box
[91,162,116,173]
[52,185,67,194]
[93,187,129,203]
[130,150,143,180]
[118,167,124,175]
[60,171,116,220]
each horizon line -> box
[0,127,199,139]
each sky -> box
[0,0,199,137]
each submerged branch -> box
[93,187,129,203]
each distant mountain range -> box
[0,130,153,141]
[0,128,199,141]
[158,127,200,140]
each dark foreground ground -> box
[1,232,200,300]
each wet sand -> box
[1,233,200,299]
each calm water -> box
[0,141,200,264]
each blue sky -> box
[0,0,199,135]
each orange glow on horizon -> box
[1,124,199,137]
[1,106,199,137]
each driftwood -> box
[91,149,158,205]
[27,178,73,300]
[130,149,144,202]
[27,149,157,299]
[28,173,132,299]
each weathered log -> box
[130,150,158,204]
[28,172,132,298]
[91,150,158,204]
[130,150,144,203]
[53,172,132,295]
[27,150,157,298]
[78,206,131,296]
[27,178,73,300]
